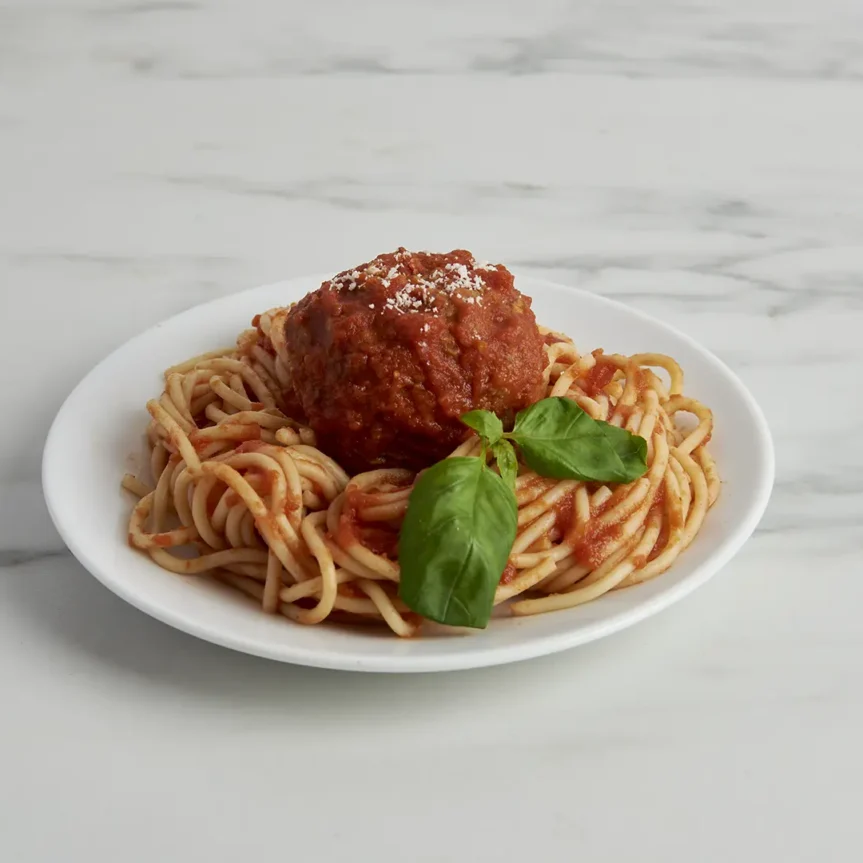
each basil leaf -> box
[491,439,518,490]
[461,410,503,445]
[510,397,648,483]
[398,457,517,628]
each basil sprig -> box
[461,410,503,445]
[509,397,648,482]
[398,397,648,628]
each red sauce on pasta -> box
[581,353,617,397]
[499,562,518,585]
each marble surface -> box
[2,1,862,860]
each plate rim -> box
[42,273,775,672]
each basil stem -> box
[491,438,518,490]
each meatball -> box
[281,248,546,473]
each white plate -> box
[42,274,774,672]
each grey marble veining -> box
[5,0,863,80]
[1,2,862,861]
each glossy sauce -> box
[552,490,576,535]
[581,352,617,397]
[337,484,401,558]
[282,248,546,472]
[565,490,626,569]
[499,562,518,585]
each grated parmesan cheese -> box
[330,249,496,314]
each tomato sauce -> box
[244,468,277,497]
[337,486,400,558]
[581,352,617,397]
[553,489,576,536]
[613,404,634,424]
[564,488,628,569]
[649,482,666,518]
[281,248,546,472]
[499,562,518,585]
[648,521,669,562]
[572,523,624,569]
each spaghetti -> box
[124,308,720,637]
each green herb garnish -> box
[509,397,648,483]
[397,397,648,628]
[398,457,517,629]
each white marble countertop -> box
[2,1,862,860]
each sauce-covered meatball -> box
[281,248,545,472]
